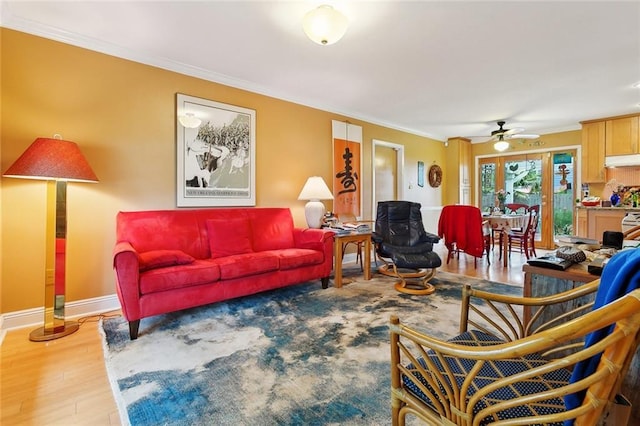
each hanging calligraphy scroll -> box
[331,120,363,217]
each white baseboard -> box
[0,294,121,332]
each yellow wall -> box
[0,29,445,313]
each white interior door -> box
[372,139,404,218]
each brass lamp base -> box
[29,321,79,342]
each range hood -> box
[605,154,640,168]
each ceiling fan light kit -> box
[302,5,349,45]
[494,138,510,152]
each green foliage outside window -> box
[554,208,574,236]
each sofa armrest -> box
[293,228,334,250]
[293,228,335,273]
[113,241,141,321]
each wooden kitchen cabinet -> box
[586,208,626,241]
[575,208,587,237]
[445,137,471,205]
[605,115,639,156]
[580,121,605,183]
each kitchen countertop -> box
[576,205,640,211]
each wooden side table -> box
[522,262,596,324]
[333,232,372,288]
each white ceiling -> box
[2,1,639,143]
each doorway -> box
[372,139,404,218]
[478,149,578,249]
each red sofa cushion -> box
[117,210,209,259]
[139,260,221,294]
[206,217,253,259]
[214,252,279,280]
[248,208,296,252]
[138,250,195,272]
[275,248,325,270]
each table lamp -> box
[298,176,333,229]
[3,136,98,341]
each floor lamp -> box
[3,137,98,342]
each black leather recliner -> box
[372,201,442,294]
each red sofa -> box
[113,207,334,339]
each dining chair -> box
[491,203,528,249]
[507,204,539,259]
[337,213,371,270]
[438,205,491,268]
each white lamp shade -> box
[298,176,333,229]
[302,5,348,45]
[298,176,334,201]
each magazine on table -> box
[324,222,371,235]
[341,223,371,232]
[527,255,573,271]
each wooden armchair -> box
[390,249,640,425]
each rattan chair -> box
[390,249,640,426]
[624,224,640,240]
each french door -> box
[478,150,578,250]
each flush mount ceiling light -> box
[302,5,348,45]
[178,113,201,129]
[494,135,510,152]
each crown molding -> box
[1,9,441,141]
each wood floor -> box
[1,313,122,425]
[0,243,542,426]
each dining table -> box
[484,214,527,267]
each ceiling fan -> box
[468,121,540,152]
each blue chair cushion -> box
[402,330,572,425]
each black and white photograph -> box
[176,93,256,207]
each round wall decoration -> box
[428,164,442,188]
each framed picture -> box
[176,93,256,207]
[417,161,425,187]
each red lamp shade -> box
[3,137,98,182]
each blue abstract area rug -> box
[101,270,521,426]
